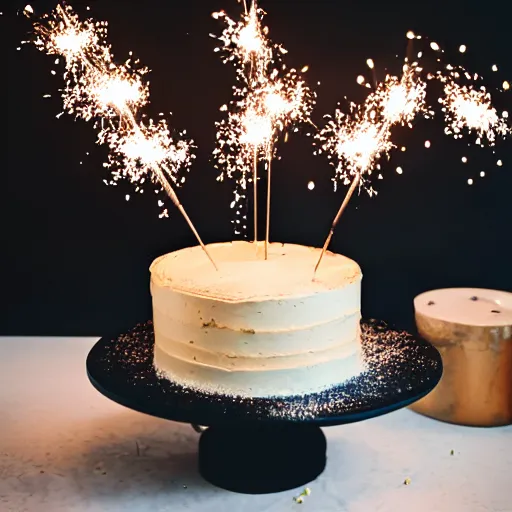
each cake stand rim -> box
[86,363,436,427]
[86,318,442,427]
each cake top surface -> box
[150,241,361,302]
[414,288,512,327]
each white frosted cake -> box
[150,241,363,397]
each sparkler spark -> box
[440,82,510,145]
[100,120,192,187]
[316,65,428,195]
[262,70,315,126]
[239,108,274,146]
[212,0,273,84]
[34,8,99,63]
[63,67,150,123]
[338,122,390,174]
[237,6,265,57]
[92,73,147,114]
[30,4,217,270]
[377,67,429,126]
[316,107,393,196]
[214,73,314,183]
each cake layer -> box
[154,333,358,371]
[150,241,361,302]
[153,316,359,371]
[152,306,360,360]
[150,280,360,331]
[150,241,363,397]
[154,344,361,397]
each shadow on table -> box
[71,411,213,495]
[2,409,215,508]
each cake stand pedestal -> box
[86,320,442,494]
[198,423,326,493]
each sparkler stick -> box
[153,165,219,270]
[314,173,360,275]
[30,4,218,270]
[265,157,272,259]
[120,112,219,270]
[118,113,216,268]
[253,148,258,243]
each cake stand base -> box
[198,423,326,494]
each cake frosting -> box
[150,241,363,397]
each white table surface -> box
[1,337,511,512]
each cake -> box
[150,241,363,397]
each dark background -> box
[3,0,512,336]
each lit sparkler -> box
[213,1,315,258]
[313,105,393,274]
[314,60,429,275]
[30,4,217,269]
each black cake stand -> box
[86,319,442,494]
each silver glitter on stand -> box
[89,320,441,426]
